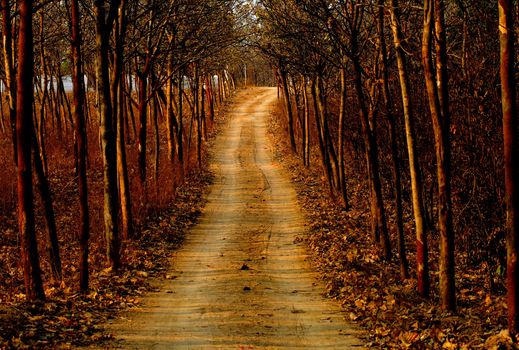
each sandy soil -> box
[103,87,365,349]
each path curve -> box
[106,87,364,349]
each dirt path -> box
[105,88,365,349]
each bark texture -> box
[94,0,121,269]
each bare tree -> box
[388,0,424,286]
[69,0,90,290]
[94,0,121,269]
[378,0,408,279]
[498,0,519,335]
[17,0,45,301]
[422,0,455,311]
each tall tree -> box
[389,0,425,287]
[349,4,391,260]
[94,0,121,269]
[422,0,455,310]
[17,0,45,301]
[378,0,408,279]
[69,0,90,290]
[113,0,133,239]
[498,0,519,335]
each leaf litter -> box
[0,92,237,350]
[0,166,213,349]
[268,108,515,349]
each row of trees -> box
[255,0,519,335]
[5,0,247,301]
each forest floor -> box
[99,87,365,349]
[0,163,213,349]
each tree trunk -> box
[434,0,448,119]
[390,0,428,291]
[194,63,202,168]
[352,52,391,260]
[2,0,17,166]
[201,76,206,161]
[186,78,195,162]
[37,12,48,176]
[112,0,132,240]
[137,67,149,184]
[49,71,62,136]
[423,0,455,311]
[218,72,224,103]
[292,76,303,135]
[32,130,61,283]
[338,65,348,208]
[208,75,215,122]
[126,74,137,139]
[94,0,121,270]
[434,0,455,312]
[177,70,184,167]
[379,0,408,279]
[0,90,5,133]
[57,66,73,131]
[70,0,89,291]
[17,0,45,301]
[316,75,341,196]
[152,93,160,182]
[313,75,335,196]
[498,0,519,335]
[279,65,296,152]
[302,76,310,167]
[166,55,177,164]
[117,75,132,239]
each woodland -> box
[0,0,519,349]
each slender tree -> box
[388,0,425,286]
[177,69,184,166]
[378,0,408,279]
[279,61,296,153]
[113,0,133,239]
[422,0,455,311]
[166,46,178,165]
[498,0,519,335]
[302,75,310,167]
[32,127,62,283]
[69,0,90,290]
[17,0,45,301]
[94,0,121,269]
[351,15,392,260]
[337,63,348,208]
[2,0,17,165]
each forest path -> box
[104,87,365,349]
